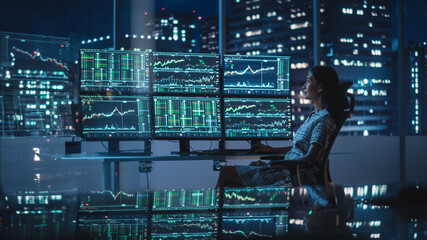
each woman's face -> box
[302,72,322,101]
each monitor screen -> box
[222,187,291,209]
[78,190,148,239]
[152,52,220,94]
[152,188,217,210]
[224,97,292,139]
[81,95,151,140]
[153,96,222,138]
[151,212,217,239]
[79,49,150,93]
[223,55,290,96]
[222,209,289,239]
[0,32,74,137]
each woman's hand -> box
[250,142,274,153]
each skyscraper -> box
[200,16,219,54]
[81,11,197,53]
[226,0,393,136]
[407,41,427,135]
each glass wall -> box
[1,0,427,238]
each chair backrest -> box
[314,83,355,186]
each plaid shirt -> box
[235,109,336,187]
[284,109,336,160]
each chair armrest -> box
[270,160,312,168]
[260,155,284,161]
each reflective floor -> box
[1,184,426,239]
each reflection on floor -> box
[1,184,426,239]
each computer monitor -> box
[224,97,292,139]
[221,187,291,209]
[78,190,148,239]
[80,95,151,140]
[221,209,289,239]
[223,55,290,96]
[79,49,150,93]
[152,52,220,94]
[152,188,217,210]
[153,96,222,139]
[151,212,218,239]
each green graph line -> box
[225,105,256,113]
[154,59,185,67]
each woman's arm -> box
[298,143,324,163]
[252,143,292,154]
[270,143,324,168]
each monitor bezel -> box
[79,94,153,141]
[222,54,291,97]
[222,95,293,141]
[152,95,223,140]
[151,51,221,96]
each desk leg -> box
[113,161,120,193]
[103,160,112,191]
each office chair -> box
[261,82,354,188]
[267,82,355,227]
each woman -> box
[216,66,347,187]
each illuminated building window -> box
[245,30,262,37]
[342,8,353,14]
[357,9,364,15]
[340,38,353,43]
[371,49,381,56]
[290,21,309,30]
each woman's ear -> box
[318,84,323,93]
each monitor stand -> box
[179,140,190,154]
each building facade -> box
[81,11,197,53]
[407,41,427,135]
[200,16,219,54]
[226,0,394,136]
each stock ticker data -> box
[152,52,220,94]
[81,95,151,139]
[223,55,290,96]
[80,49,150,93]
[77,190,149,239]
[222,187,291,209]
[152,188,217,210]
[0,32,75,137]
[154,96,221,138]
[151,213,218,240]
[222,210,289,239]
[224,98,292,139]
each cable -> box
[209,140,213,150]
[101,141,108,150]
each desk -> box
[44,151,272,192]
[44,151,368,192]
